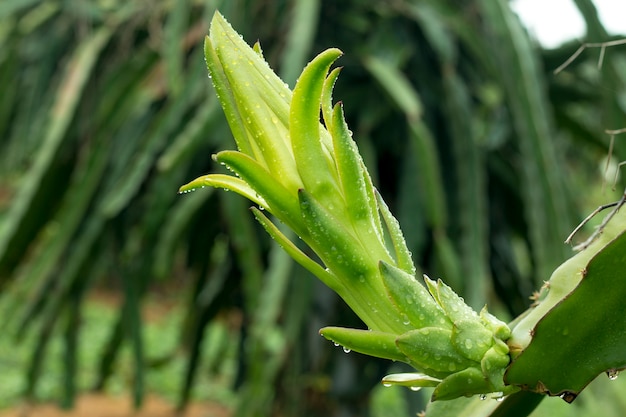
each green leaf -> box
[432,367,490,401]
[330,102,387,255]
[321,67,341,132]
[227,82,300,187]
[381,372,441,389]
[0,26,112,283]
[396,328,476,378]
[319,326,408,362]
[425,276,480,324]
[250,207,340,293]
[203,35,253,156]
[178,173,263,203]
[363,56,422,120]
[450,320,493,363]
[290,48,343,201]
[297,188,370,277]
[214,151,301,226]
[330,102,372,224]
[478,0,572,281]
[379,261,449,330]
[207,13,294,155]
[376,190,415,276]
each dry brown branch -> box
[554,39,626,75]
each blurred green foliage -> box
[0,0,624,416]
[0,292,237,409]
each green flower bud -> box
[182,11,518,402]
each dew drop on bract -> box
[382,382,392,388]
[607,369,620,380]
[342,346,351,353]
[479,394,487,401]
[409,386,421,392]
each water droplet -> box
[496,396,505,402]
[479,394,487,401]
[607,369,620,380]
[382,382,392,387]
[342,347,351,353]
[333,342,340,347]
[559,392,577,403]
[409,386,421,392]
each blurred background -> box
[0,0,625,416]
